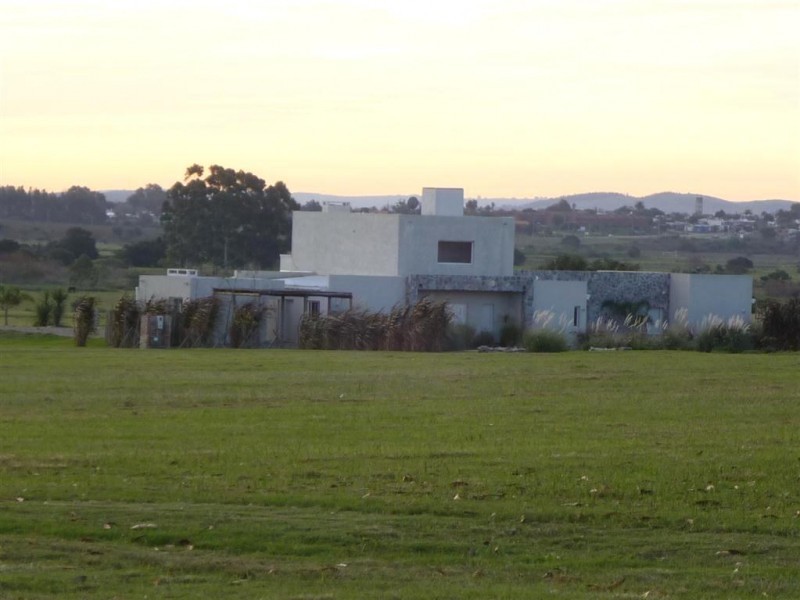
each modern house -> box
[135,188,753,347]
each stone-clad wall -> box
[587,271,670,322]
[407,274,529,303]
[524,271,670,326]
[407,271,671,331]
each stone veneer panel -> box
[407,271,671,330]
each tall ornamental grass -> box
[299,298,451,351]
[522,310,569,352]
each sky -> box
[1,0,798,201]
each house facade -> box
[136,187,753,347]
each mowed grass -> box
[0,335,798,599]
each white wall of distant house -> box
[398,215,515,277]
[290,211,515,278]
[327,275,407,313]
[532,279,589,333]
[670,274,753,327]
[291,212,402,276]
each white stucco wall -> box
[421,187,464,216]
[288,210,515,278]
[135,275,223,302]
[136,274,290,303]
[532,279,588,333]
[670,273,753,327]
[397,215,515,277]
[326,275,406,313]
[290,212,402,276]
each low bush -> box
[445,323,476,351]
[472,330,495,348]
[230,302,266,348]
[108,295,142,348]
[499,320,522,347]
[695,316,753,353]
[659,326,694,350]
[582,316,626,349]
[51,288,68,327]
[523,329,569,352]
[757,298,800,351]
[33,291,53,327]
[73,295,97,347]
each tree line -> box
[1,165,300,271]
[0,186,109,225]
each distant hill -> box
[104,190,411,210]
[507,192,796,215]
[103,189,796,214]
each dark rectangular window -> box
[437,241,473,264]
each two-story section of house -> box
[283,188,515,278]
[275,188,522,338]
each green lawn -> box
[0,336,798,598]
[1,289,125,329]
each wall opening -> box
[437,241,473,264]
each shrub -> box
[0,239,20,254]
[757,298,800,351]
[695,315,753,353]
[50,288,68,327]
[472,330,495,348]
[230,302,266,348]
[73,295,97,347]
[69,254,99,288]
[725,256,753,274]
[108,295,142,348]
[33,291,53,327]
[655,307,694,350]
[589,258,640,271]
[119,238,167,267]
[513,248,526,267]
[582,315,624,349]
[180,297,220,348]
[499,319,522,347]
[760,269,791,282]
[543,254,587,270]
[446,323,476,351]
[522,329,569,353]
[659,327,694,350]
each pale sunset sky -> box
[1,0,798,201]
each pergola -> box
[212,287,354,346]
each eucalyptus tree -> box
[161,165,298,269]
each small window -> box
[308,300,320,316]
[438,241,473,264]
[573,306,581,327]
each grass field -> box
[1,289,127,329]
[516,232,798,274]
[1,334,798,598]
